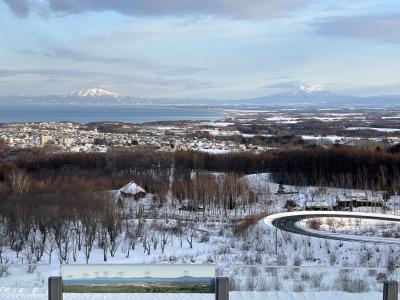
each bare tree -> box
[52,221,72,264]
[98,226,109,262]
[0,232,8,264]
[184,222,197,249]
[160,231,169,254]
[150,230,159,251]
[125,223,140,258]
[83,218,97,264]
[45,235,56,264]
[7,170,31,194]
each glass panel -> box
[62,264,216,294]
[0,264,397,300]
[0,264,53,300]
[217,265,391,300]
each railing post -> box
[216,277,229,300]
[383,281,398,300]
[48,276,63,300]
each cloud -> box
[2,0,30,17]
[0,68,108,80]
[0,68,215,91]
[17,48,152,66]
[313,13,400,43]
[262,81,302,89]
[2,0,310,19]
[156,66,206,77]
[16,47,208,76]
[335,82,400,96]
[262,81,325,92]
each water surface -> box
[0,104,224,124]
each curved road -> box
[265,211,400,246]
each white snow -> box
[265,211,400,245]
[312,117,345,122]
[265,211,400,226]
[229,292,382,300]
[297,84,324,93]
[346,127,400,133]
[301,135,361,143]
[118,181,145,196]
[68,88,120,98]
[3,173,400,299]
[201,122,235,127]
[264,116,300,124]
[197,149,232,154]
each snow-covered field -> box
[0,292,386,300]
[301,217,400,238]
[347,127,400,133]
[2,173,400,299]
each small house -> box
[335,192,383,211]
[116,181,146,204]
[305,201,331,211]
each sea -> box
[0,104,225,124]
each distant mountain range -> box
[0,87,399,107]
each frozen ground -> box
[300,217,400,238]
[265,211,400,246]
[2,173,400,299]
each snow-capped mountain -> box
[2,85,400,107]
[68,88,120,98]
[288,84,325,95]
[244,85,355,106]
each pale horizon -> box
[1,0,400,99]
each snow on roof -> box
[119,181,145,195]
[350,192,367,198]
[305,201,331,207]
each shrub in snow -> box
[271,276,282,291]
[386,255,396,272]
[293,282,305,292]
[307,218,322,230]
[310,273,323,288]
[376,272,387,282]
[199,232,210,243]
[258,277,270,291]
[335,271,370,293]
[329,252,337,266]
[0,264,10,277]
[168,255,177,262]
[293,255,302,266]
[245,277,255,291]
[300,271,311,281]
[277,253,287,265]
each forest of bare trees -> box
[2,146,400,194]
[1,146,400,264]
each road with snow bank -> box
[264,211,400,246]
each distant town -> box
[2,107,400,154]
[0,120,263,153]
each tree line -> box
[1,146,400,192]
[1,146,400,264]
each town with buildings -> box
[0,120,264,153]
[0,109,400,154]
[2,107,400,154]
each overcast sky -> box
[1,0,400,98]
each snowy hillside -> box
[1,173,400,299]
[68,88,120,98]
